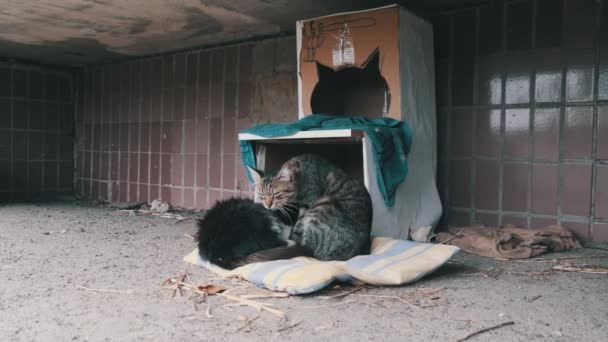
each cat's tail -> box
[230,244,313,268]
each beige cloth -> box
[435,224,581,259]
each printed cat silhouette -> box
[310,49,390,118]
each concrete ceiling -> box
[0,0,482,66]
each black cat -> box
[310,49,390,118]
[196,198,310,270]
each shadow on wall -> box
[0,63,75,201]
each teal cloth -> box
[238,114,413,207]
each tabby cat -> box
[248,154,372,261]
[196,198,310,270]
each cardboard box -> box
[240,5,442,240]
[297,5,436,120]
[295,5,441,239]
[297,6,399,118]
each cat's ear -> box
[276,168,293,182]
[362,48,380,72]
[315,61,335,79]
[246,166,264,184]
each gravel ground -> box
[1,203,607,342]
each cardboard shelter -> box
[240,5,442,240]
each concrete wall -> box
[76,36,298,208]
[0,62,74,201]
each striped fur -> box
[248,154,372,261]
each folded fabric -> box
[183,237,459,295]
[239,114,413,207]
[435,224,581,259]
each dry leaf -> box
[196,284,227,295]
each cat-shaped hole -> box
[310,49,390,118]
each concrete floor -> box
[1,203,607,342]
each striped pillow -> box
[346,237,459,285]
[183,237,458,294]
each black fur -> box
[196,198,289,270]
[231,244,314,268]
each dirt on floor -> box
[1,203,608,342]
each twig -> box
[162,273,190,298]
[163,277,285,318]
[235,315,260,332]
[205,303,213,318]
[438,230,464,245]
[184,234,196,240]
[223,284,253,294]
[241,293,290,300]
[446,260,465,265]
[459,268,503,278]
[224,302,276,308]
[419,287,443,300]
[277,321,301,333]
[512,254,608,263]
[297,300,355,309]
[526,295,541,302]
[552,264,608,274]
[493,269,503,279]
[555,254,608,259]
[219,293,286,318]
[506,270,556,277]
[191,297,197,311]
[351,294,420,309]
[456,321,515,342]
[76,285,134,294]
[321,286,365,300]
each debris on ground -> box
[319,286,445,309]
[355,287,444,309]
[456,321,515,341]
[460,267,503,279]
[76,285,135,294]
[150,200,171,213]
[5,203,608,341]
[319,285,365,300]
[235,315,260,332]
[511,254,608,263]
[525,295,542,302]
[162,273,287,319]
[461,258,608,278]
[107,202,148,210]
[552,263,608,274]
[42,229,69,235]
[112,199,193,222]
[276,320,301,333]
